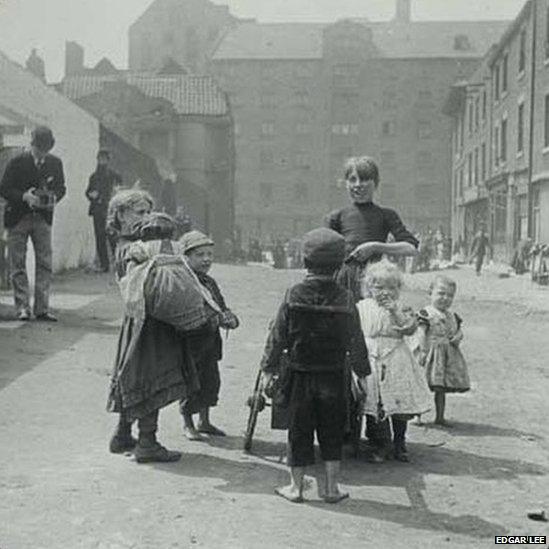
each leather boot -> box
[109,414,137,454]
[134,410,182,464]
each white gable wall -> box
[0,52,99,271]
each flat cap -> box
[302,228,345,267]
[179,230,214,253]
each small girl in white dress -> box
[356,260,431,461]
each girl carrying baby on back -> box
[356,260,431,462]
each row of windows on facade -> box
[237,120,434,138]
[459,8,549,145]
[457,91,549,197]
[229,88,435,112]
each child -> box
[261,228,370,504]
[179,230,239,440]
[417,275,469,426]
[357,260,431,462]
[325,156,419,302]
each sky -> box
[0,0,527,82]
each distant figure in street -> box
[511,238,533,275]
[272,239,286,269]
[86,149,122,272]
[416,275,469,426]
[325,156,418,301]
[261,228,370,503]
[179,230,239,440]
[469,225,492,275]
[0,126,66,321]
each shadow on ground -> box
[151,433,547,539]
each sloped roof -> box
[61,73,229,116]
[212,19,509,61]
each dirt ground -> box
[0,264,548,549]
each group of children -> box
[261,227,470,504]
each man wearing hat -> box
[179,230,239,440]
[0,126,66,321]
[86,149,122,272]
[260,227,370,504]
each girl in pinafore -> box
[416,275,470,426]
[356,261,431,462]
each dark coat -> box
[0,151,66,228]
[85,167,121,217]
[261,275,370,376]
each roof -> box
[61,73,229,116]
[212,19,510,61]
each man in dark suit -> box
[0,126,66,321]
[85,149,122,272]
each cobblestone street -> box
[0,264,548,549]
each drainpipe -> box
[527,0,538,238]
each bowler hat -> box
[31,126,55,151]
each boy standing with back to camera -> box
[261,228,370,504]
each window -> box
[546,7,549,59]
[494,125,500,166]
[294,91,310,108]
[474,96,480,131]
[260,93,277,109]
[332,123,359,135]
[382,89,397,110]
[473,148,479,186]
[501,118,507,162]
[459,168,464,197]
[468,100,474,134]
[294,182,308,201]
[459,115,464,150]
[533,188,541,240]
[481,142,486,181]
[545,94,549,147]
[295,152,311,169]
[261,122,275,136]
[517,102,525,153]
[418,121,433,139]
[382,120,396,136]
[259,148,274,166]
[260,181,272,202]
[502,53,508,93]
[494,64,500,101]
[467,152,473,187]
[519,29,526,74]
[482,90,487,120]
[333,64,359,88]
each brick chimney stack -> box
[395,0,411,23]
[65,41,84,77]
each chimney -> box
[395,0,411,23]
[65,41,84,77]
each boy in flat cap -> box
[261,227,370,503]
[179,230,239,440]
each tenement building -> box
[129,0,507,244]
[446,0,549,261]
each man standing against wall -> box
[85,149,121,272]
[0,126,66,321]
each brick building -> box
[60,45,236,249]
[128,0,508,245]
[446,0,549,261]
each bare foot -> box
[324,491,349,504]
[197,423,226,436]
[275,485,303,503]
[183,427,204,441]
